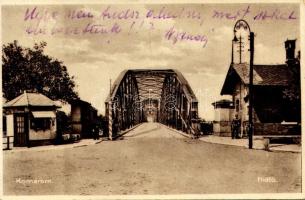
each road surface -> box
[3,122,301,195]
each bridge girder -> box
[105,69,200,139]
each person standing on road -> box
[95,125,100,140]
[92,124,97,140]
[231,114,241,139]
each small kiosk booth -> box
[3,91,60,147]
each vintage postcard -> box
[1,0,304,199]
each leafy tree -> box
[2,40,79,102]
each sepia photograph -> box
[1,0,303,198]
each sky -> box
[2,3,300,120]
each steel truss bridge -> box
[105,69,200,140]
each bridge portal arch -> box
[105,69,200,139]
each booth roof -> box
[4,92,59,108]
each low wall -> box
[254,123,301,135]
[213,122,301,137]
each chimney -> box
[285,39,296,63]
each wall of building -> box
[81,106,97,137]
[72,124,82,134]
[232,81,248,122]
[253,86,285,123]
[213,121,232,137]
[71,106,81,122]
[71,103,98,138]
[29,118,56,140]
[213,108,233,137]
[214,107,232,122]
[71,105,82,135]
[231,81,262,136]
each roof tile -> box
[233,63,289,86]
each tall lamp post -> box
[233,19,254,149]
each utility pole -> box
[248,32,254,149]
[233,19,254,149]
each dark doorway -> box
[13,113,29,147]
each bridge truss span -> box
[105,69,200,139]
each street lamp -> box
[233,19,254,149]
[231,31,238,64]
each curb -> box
[113,123,143,140]
[198,138,251,149]
[268,147,301,154]
[159,123,194,139]
[198,137,301,153]
[4,139,102,153]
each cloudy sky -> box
[2,3,300,120]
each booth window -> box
[31,118,51,130]
[31,111,55,131]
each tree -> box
[2,40,79,102]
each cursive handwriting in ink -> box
[212,5,251,20]
[24,6,58,22]
[67,9,94,19]
[100,6,140,20]
[164,26,208,48]
[146,7,201,20]
[83,22,121,34]
[253,9,297,20]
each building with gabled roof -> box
[221,64,290,94]
[218,39,300,137]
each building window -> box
[235,99,240,112]
[31,118,51,131]
[191,102,198,110]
